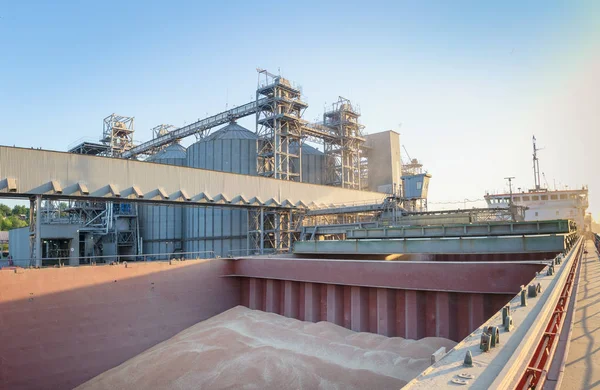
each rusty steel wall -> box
[239,278,514,342]
[0,260,240,390]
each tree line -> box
[0,204,29,231]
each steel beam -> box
[346,220,574,240]
[301,222,379,237]
[229,257,545,294]
[293,234,570,255]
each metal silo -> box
[292,143,327,185]
[138,143,187,257]
[185,121,257,257]
[147,142,187,166]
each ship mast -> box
[532,135,542,191]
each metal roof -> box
[301,143,323,155]
[202,122,257,141]
[289,143,324,155]
[147,143,187,161]
[0,231,8,242]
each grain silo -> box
[291,143,327,185]
[184,122,257,257]
[138,143,187,257]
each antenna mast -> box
[505,176,516,222]
[542,172,549,190]
[532,135,542,190]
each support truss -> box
[323,97,365,189]
[247,208,304,254]
[256,69,307,181]
[101,114,135,157]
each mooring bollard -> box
[521,289,527,307]
[483,326,499,346]
[489,326,500,347]
[480,333,491,352]
[502,305,511,326]
[528,284,538,298]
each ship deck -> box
[563,240,600,389]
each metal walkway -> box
[294,234,572,255]
[122,99,268,159]
[346,220,576,239]
[294,220,578,255]
[563,238,600,389]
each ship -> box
[0,71,596,390]
[484,136,590,232]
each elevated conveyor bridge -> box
[122,99,268,159]
[121,96,345,160]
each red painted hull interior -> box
[239,279,514,342]
[0,260,239,390]
[0,257,544,390]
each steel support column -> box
[35,195,42,267]
[260,208,264,254]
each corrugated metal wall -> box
[184,122,257,257]
[296,144,327,185]
[8,227,29,266]
[138,144,187,256]
[138,204,185,255]
[186,123,257,175]
[135,128,329,258]
[183,206,248,257]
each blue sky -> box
[0,1,599,216]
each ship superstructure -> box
[485,136,589,231]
